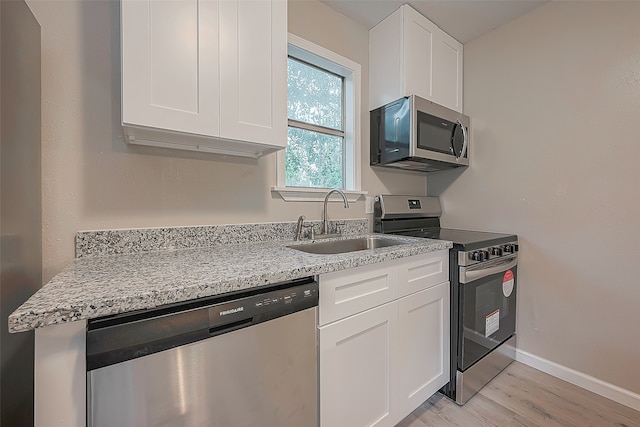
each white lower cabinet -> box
[319,302,399,427]
[398,281,450,420]
[318,251,450,427]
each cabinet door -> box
[402,5,437,103]
[219,0,287,148]
[319,302,399,427]
[398,281,450,419]
[121,0,219,136]
[368,6,402,110]
[432,30,463,112]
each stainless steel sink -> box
[288,237,406,255]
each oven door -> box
[458,256,517,371]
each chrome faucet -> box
[321,189,349,235]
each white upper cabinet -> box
[121,0,287,158]
[369,4,463,113]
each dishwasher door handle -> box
[209,318,253,337]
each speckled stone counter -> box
[8,221,452,333]
[75,219,370,258]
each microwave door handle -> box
[394,117,400,142]
[455,118,468,162]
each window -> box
[287,58,344,189]
[273,34,365,202]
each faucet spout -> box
[322,189,349,235]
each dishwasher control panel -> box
[208,281,319,327]
[256,287,315,308]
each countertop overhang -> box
[8,234,452,333]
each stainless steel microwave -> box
[370,95,470,172]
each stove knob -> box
[470,251,480,261]
[491,247,503,257]
[513,244,519,252]
[481,250,490,261]
[504,244,514,253]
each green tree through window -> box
[286,57,345,189]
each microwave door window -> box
[417,112,454,155]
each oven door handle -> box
[460,257,517,284]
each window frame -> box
[272,34,365,202]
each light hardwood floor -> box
[397,362,640,427]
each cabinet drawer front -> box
[398,251,449,297]
[319,262,398,326]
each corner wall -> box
[440,1,640,395]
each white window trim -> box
[272,33,366,202]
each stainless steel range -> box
[374,195,518,405]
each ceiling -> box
[319,0,550,43]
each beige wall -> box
[26,0,426,282]
[23,0,640,401]
[438,2,640,394]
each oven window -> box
[459,266,517,371]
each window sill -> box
[271,187,367,202]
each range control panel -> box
[458,241,519,267]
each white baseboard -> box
[515,348,640,412]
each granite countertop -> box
[8,225,452,333]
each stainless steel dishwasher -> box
[86,277,318,427]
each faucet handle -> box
[301,223,315,240]
[334,221,346,235]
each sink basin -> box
[288,237,407,255]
